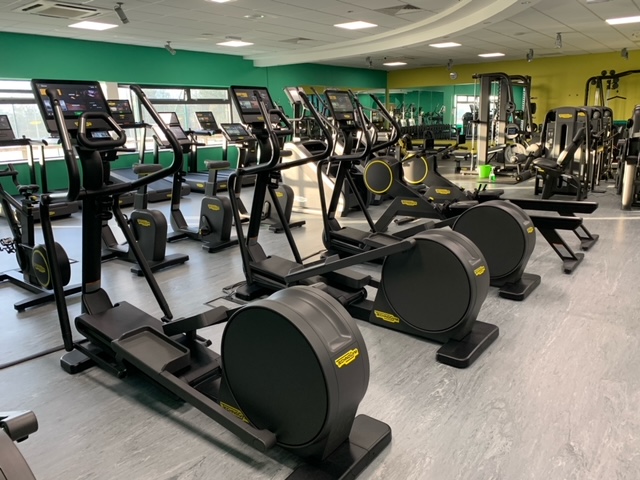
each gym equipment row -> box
[228,85,498,368]
[23,79,392,480]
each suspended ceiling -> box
[0,0,639,70]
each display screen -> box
[0,115,11,130]
[107,99,135,125]
[159,112,181,126]
[31,79,110,134]
[220,123,250,139]
[325,91,354,121]
[108,99,133,114]
[195,111,218,131]
[230,86,279,124]
[152,123,188,144]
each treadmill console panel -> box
[0,115,16,141]
[31,79,111,134]
[195,111,219,132]
[220,123,252,142]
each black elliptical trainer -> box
[33,79,391,480]
[228,86,499,367]
[324,91,540,301]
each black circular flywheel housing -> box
[221,286,369,458]
[453,200,536,282]
[32,242,71,289]
[379,229,490,334]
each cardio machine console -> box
[324,90,355,122]
[219,123,252,143]
[107,99,136,127]
[229,86,281,125]
[195,111,220,133]
[31,79,112,135]
[152,112,191,147]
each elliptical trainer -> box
[33,79,391,480]
[227,85,499,367]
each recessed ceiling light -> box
[217,39,254,47]
[478,52,505,57]
[69,21,118,31]
[334,21,377,30]
[244,14,265,19]
[208,0,234,3]
[429,42,461,48]
[383,61,407,66]
[606,15,640,25]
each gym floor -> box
[1,164,639,480]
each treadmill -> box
[108,101,189,203]
[0,114,78,220]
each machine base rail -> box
[286,414,392,480]
[497,272,541,301]
[436,321,499,368]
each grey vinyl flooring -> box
[1,167,640,480]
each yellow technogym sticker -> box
[474,266,486,276]
[558,114,573,119]
[374,310,401,324]
[276,192,284,198]
[208,204,221,212]
[400,200,418,207]
[197,183,205,188]
[527,226,535,234]
[34,264,46,274]
[137,219,151,227]
[435,189,451,195]
[335,349,360,368]
[220,402,250,423]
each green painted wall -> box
[0,32,386,193]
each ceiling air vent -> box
[376,4,423,16]
[14,1,106,20]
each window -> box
[120,85,233,148]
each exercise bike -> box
[0,164,80,311]
[35,79,391,480]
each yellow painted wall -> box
[388,51,640,122]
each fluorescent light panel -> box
[217,40,253,47]
[478,52,505,57]
[209,0,234,3]
[606,15,640,25]
[69,21,118,31]
[334,21,377,30]
[383,61,407,66]
[429,42,461,48]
